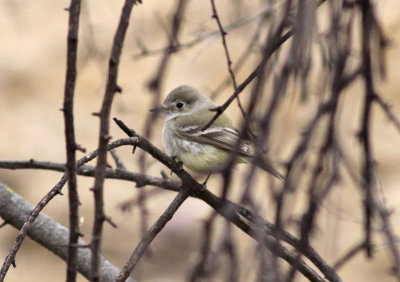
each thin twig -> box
[138,0,188,240]
[116,189,189,281]
[133,3,278,59]
[374,94,400,134]
[110,149,127,170]
[333,242,366,270]
[209,0,245,117]
[201,29,294,131]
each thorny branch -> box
[62,0,82,280]
[209,0,246,117]
[116,189,190,281]
[90,0,139,281]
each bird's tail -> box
[249,157,285,180]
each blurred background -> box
[1,0,400,281]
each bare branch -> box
[116,189,189,281]
[333,242,366,270]
[209,0,245,116]
[90,0,139,280]
[138,0,188,240]
[0,182,136,282]
[63,0,81,279]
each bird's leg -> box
[202,173,211,187]
[171,156,183,175]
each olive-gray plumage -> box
[153,85,283,179]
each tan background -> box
[1,0,400,281]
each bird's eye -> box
[176,102,184,108]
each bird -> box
[151,85,284,180]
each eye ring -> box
[176,102,184,108]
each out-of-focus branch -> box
[201,29,293,131]
[116,190,189,281]
[138,0,188,240]
[202,0,327,131]
[0,182,136,282]
[62,0,82,279]
[90,0,140,280]
[333,242,366,270]
[133,3,278,58]
[359,0,377,258]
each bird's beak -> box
[150,105,167,112]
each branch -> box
[133,3,277,58]
[201,29,293,131]
[90,0,139,280]
[0,159,181,191]
[359,0,376,258]
[0,182,136,282]
[63,0,82,279]
[138,0,188,242]
[116,190,189,281]
[209,0,245,116]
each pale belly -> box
[162,125,229,173]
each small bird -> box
[151,85,284,179]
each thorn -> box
[148,78,159,91]
[115,84,122,93]
[92,112,101,117]
[103,215,118,228]
[202,173,211,187]
[0,221,7,229]
[59,108,65,112]
[55,189,64,196]
[11,259,16,268]
[102,134,112,142]
[160,170,169,179]
[64,7,70,11]
[75,143,86,153]
[132,145,137,154]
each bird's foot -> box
[201,173,211,188]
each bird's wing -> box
[173,110,254,157]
